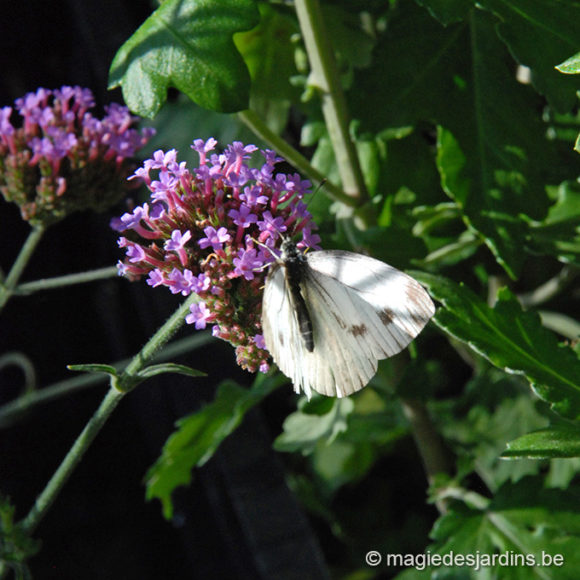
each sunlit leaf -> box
[109,0,259,117]
[557,52,580,75]
[415,272,580,419]
[503,425,580,459]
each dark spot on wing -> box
[332,312,347,329]
[350,324,367,337]
[410,311,425,328]
[278,332,285,347]
[379,308,396,325]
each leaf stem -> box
[0,225,46,312]
[401,397,453,513]
[293,0,367,202]
[19,294,198,534]
[237,109,353,206]
[14,266,119,295]
[518,265,578,308]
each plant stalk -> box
[294,0,367,202]
[0,225,46,312]
[19,294,198,534]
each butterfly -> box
[261,239,435,398]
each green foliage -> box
[49,0,580,576]
[402,477,580,580]
[145,373,283,518]
[416,273,580,419]
[0,495,39,579]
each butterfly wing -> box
[262,250,435,398]
[262,261,317,397]
[302,250,434,396]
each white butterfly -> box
[261,239,435,398]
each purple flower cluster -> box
[113,139,320,373]
[0,86,155,225]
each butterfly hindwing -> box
[261,248,435,398]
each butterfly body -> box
[262,241,435,398]
[278,239,315,352]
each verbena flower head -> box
[0,86,155,226]
[113,139,321,374]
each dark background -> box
[0,1,432,578]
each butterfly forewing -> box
[261,246,435,398]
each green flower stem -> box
[0,224,46,312]
[237,109,354,207]
[19,294,198,534]
[293,0,367,203]
[15,266,119,295]
[20,387,125,535]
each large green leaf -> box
[146,374,282,519]
[480,0,580,113]
[415,272,580,419]
[352,3,561,278]
[109,0,260,117]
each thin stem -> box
[0,225,46,312]
[401,397,453,514]
[294,0,367,202]
[20,388,124,534]
[19,293,198,534]
[237,109,353,206]
[14,266,118,295]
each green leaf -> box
[108,0,260,117]
[233,2,299,133]
[273,397,354,455]
[136,363,206,380]
[353,3,559,278]
[146,373,282,519]
[415,0,472,25]
[526,181,580,266]
[436,370,548,489]
[437,126,530,280]
[503,425,580,459]
[415,272,580,419]
[428,477,580,579]
[480,0,580,112]
[557,52,580,75]
[67,363,118,377]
